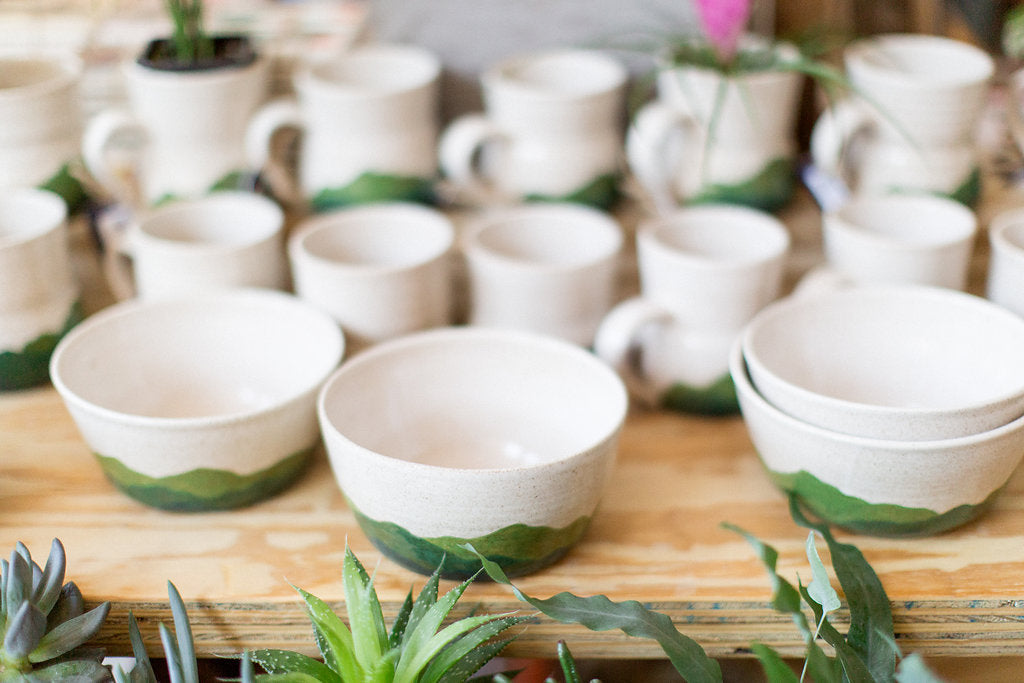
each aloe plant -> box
[163,0,214,64]
[247,546,529,682]
[0,539,111,682]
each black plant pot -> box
[137,34,258,72]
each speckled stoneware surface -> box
[50,289,344,510]
[742,286,1024,441]
[731,340,1024,537]
[318,327,628,578]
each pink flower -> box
[695,0,752,63]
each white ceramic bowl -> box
[731,340,1024,536]
[51,289,344,510]
[742,286,1024,441]
[318,327,628,578]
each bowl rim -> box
[730,337,1024,450]
[50,288,345,429]
[741,285,1024,422]
[317,326,629,474]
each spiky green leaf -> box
[418,614,527,683]
[248,648,342,682]
[341,547,389,670]
[29,601,109,663]
[295,587,362,682]
[401,564,441,651]
[4,601,46,659]
[434,635,520,683]
[389,590,415,650]
[465,546,721,683]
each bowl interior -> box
[54,291,343,420]
[320,330,627,470]
[744,287,1024,411]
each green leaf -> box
[29,601,109,662]
[400,562,441,652]
[5,602,46,659]
[805,532,841,617]
[418,614,528,683]
[895,653,946,683]
[6,549,31,620]
[46,583,85,632]
[31,540,66,617]
[388,590,415,649]
[160,622,186,683]
[341,547,389,671]
[248,648,342,682]
[295,587,361,682]
[23,658,111,682]
[167,582,199,683]
[789,497,896,681]
[434,635,519,683]
[126,611,158,683]
[555,641,583,683]
[798,583,874,683]
[465,545,721,683]
[750,642,799,683]
[721,524,807,630]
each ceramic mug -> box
[82,52,269,205]
[439,49,627,208]
[0,188,81,390]
[246,43,441,212]
[986,207,1024,318]
[0,52,83,202]
[810,33,994,204]
[626,40,802,213]
[817,193,977,291]
[102,191,288,301]
[463,203,623,346]
[594,204,790,414]
[288,202,455,353]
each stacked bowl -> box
[731,285,1024,536]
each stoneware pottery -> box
[439,48,627,208]
[0,188,81,390]
[731,339,1024,536]
[318,327,628,578]
[626,38,802,212]
[742,286,1024,442]
[288,202,454,353]
[986,206,1024,318]
[50,289,344,511]
[463,202,623,346]
[821,193,977,290]
[810,33,993,204]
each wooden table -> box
[4,185,1024,663]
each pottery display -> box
[50,289,344,511]
[317,327,628,578]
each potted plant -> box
[625,0,847,213]
[81,0,270,207]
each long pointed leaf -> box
[789,496,896,681]
[47,582,85,631]
[393,574,481,683]
[721,524,809,633]
[389,590,415,649]
[434,635,520,683]
[160,622,185,683]
[29,601,109,662]
[401,564,441,650]
[126,611,157,683]
[167,582,199,683]
[342,547,388,670]
[465,546,721,683]
[4,602,46,659]
[249,648,342,682]
[296,587,362,682]
[800,583,874,683]
[33,540,66,616]
[420,615,529,683]
[750,642,800,683]
[555,641,583,683]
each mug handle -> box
[625,100,695,215]
[809,99,871,187]
[81,108,148,207]
[437,113,505,204]
[593,296,675,407]
[97,205,138,301]
[245,97,304,202]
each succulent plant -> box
[248,546,529,683]
[0,539,111,682]
[110,581,199,683]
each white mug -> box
[102,191,287,301]
[439,49,627,208]
[0,188,80,390]
[463,203,623,346]
[83,53,269,205]
[247,44,441,212]
[810,33,993,204]
[626,40,802,213]
[595,204,790,413]
[288,202,455,353]
[0,52,83,197]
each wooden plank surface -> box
[4,186,1024,662]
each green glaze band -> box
[662,372,739,416]
[690,157,795,212]
[766,466,999,537]
[95,447,314,512]
[311,172,438,211]
[524,172,622,210]
[0,300,84,392]
[349,502,592,579]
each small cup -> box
[594,204,789,413]
[742,286,1024,441]
[102,191,288,301]
[0,188,81,390]
[318,327,628,578]
[439,49,627,208]
[817,193,976,290]
[463,203,623,346]
[986,207,1024,318]
[288,202,455,353]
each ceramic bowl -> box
[731,339,1024,536]
[741,286,1024,441]
[318,327,628,578]
[50,289,344,511]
